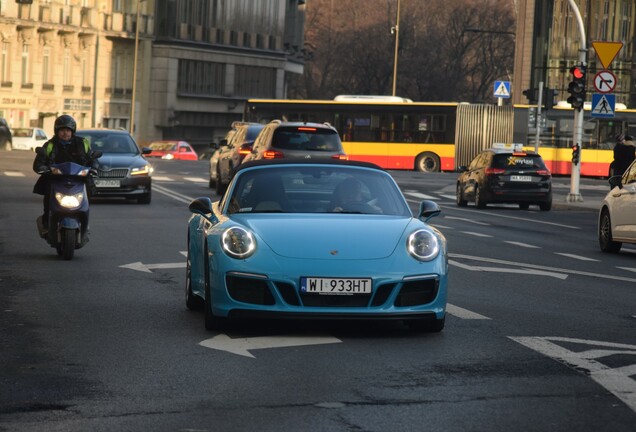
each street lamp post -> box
[391,0,400,96]
[130,0,141,137]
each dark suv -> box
[0,118,12,150]
[456,144,552,211]
[214,122,265,194]
[242,120,347,163]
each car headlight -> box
[221,227,256,259]
[162,153,174,160]
[131,165,150,176]
[55,192,83,209]
[407,229,440,261]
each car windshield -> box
[149,142,176,151]
[224,165,411,216]
[492,154,547,170]
[272,127,341,152]
[82,132,140,154]
[13,128,33,137]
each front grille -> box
[226,275,275,305]
[300,292,371,307]
[275,282,301,306]
[371,283,396,306]
[394,278,438,307]
[98,168,128,178]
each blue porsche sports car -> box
[185,159,448,331]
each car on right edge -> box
[456,143,552,211]
[598,159,636,253]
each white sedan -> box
[599,159,636,252]
[11,127,48,151]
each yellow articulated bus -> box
[244,97,636,177]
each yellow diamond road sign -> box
[592,41,623,69]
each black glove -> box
[36,165,51,175]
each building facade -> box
[0,0,305,147]
[513,0,635,108]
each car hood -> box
[96,154,147,168]
[236,215,414,259]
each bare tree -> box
[289,0,515,102]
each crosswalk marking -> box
[461,231,492,237]
[152,176,174,181]
[404,191,438,200]
[4,171,24,177]
[504,241,540,248]
[183,176,208,183]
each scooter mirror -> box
[92,150,103,159]
[35,146,46,156]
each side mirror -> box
[418,200,441,222]
[91,150,103,159]
[609,175,623,189]
[189,197,214,215]
[457,165,468,173]
[141,147,152,155]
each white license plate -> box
[300,277,372,295]
[510,175,532,181]
[94,179,121,188]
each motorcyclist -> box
[33,115,94,230]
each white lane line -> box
[554,252,599,262]
[445,216,490,226]
[461,231,492,237]
[184,176,208,183]
[430,224,454,230]
[449,259,568,279]
[153,176,174,181]
[439,204,579,229]
[439,194,457,200]
[617,267,636,273]
[504,241,541,248]
[152,184,193,204]
[450,253,636,283]
[404,191,439,200]
[4,171,25,177]
[446,303,491,320]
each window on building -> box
[63,47,71,86]
[235,65,275,98]
[21,44,29,85]
[81,50,89,88]
[177,59,225,96]
[1,42,9,83]
[42,47,51,84]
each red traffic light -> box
[570,66,585,79]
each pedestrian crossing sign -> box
[591,93,615,118]
[493,81,511,98]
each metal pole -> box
[534,81,543,152]
[130,0,141,137]
[566,0,586,203]
[391,0,400,96]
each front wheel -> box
[138,191,151,204]
[60,228,76,260]
[414,152,440,173]
[599,210,622,253]
[456,183,467,207]
[185,249,203,310]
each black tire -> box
[414,152,441,173]
[539,199,552,211]
[138,191,151,204]
[519,203,530,210]
[456,183,467,207]
[475,186,487,209]
[204,245,226,331]
[61,228,75,260]
[599,210,622,253]
[208,176,215,189]
[185,249,204,310]
[408,316,445,333]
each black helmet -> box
[54,115,76,134]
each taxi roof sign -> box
[592,41,623,69]
[492,143,524,152]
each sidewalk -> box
[551,183,605,211]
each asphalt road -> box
[1,151,635,431]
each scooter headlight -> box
[55,193,84,209]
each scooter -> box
[35,148,102,260]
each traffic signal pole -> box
[566,0,586,203]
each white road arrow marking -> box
[510,336,636,413]
[199,334,342,358]
[120,261,186,273]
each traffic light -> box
[543,88,556,110]
[567,65,586,110]
[572,143,581,165]
[522,88,537,103]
